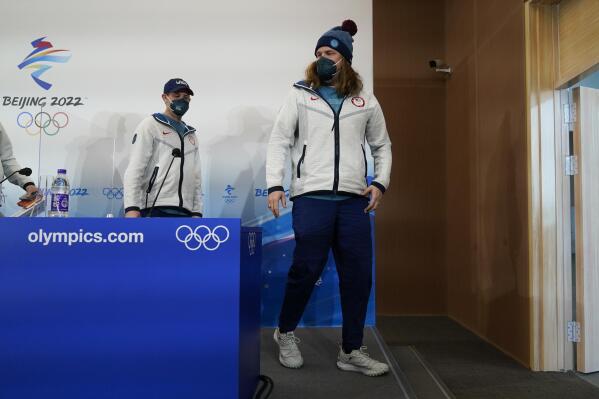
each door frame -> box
[572,86,599,373]
[526,0,572,371]
[526,0,599,371]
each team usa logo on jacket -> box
[188,134,196,146]
[351,96,365,108]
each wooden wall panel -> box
[373,0,447,315]
[558,0,599,86]
[446,53,479,330]
[476,9,529,365]
[446,0,531,366]
[375,84,447,315]
[374,0,531,367]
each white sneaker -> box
[337,346,390,377]
[274,328,304,369]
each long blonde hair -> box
[305,58,363,97]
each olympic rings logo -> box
[102,187,123,200]
[17,111,69,136]
[175,225,230,251]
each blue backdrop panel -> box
[260,213,376,327]
[239,227,261,399]
[0,218,260,399]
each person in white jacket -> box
[267,20,392,376]
[0,122,38,208]
[124,78,203,218]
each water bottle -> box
[48,169,70,217]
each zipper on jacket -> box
[361,143,368,183]
[297,141,307,179]
[332,101,345,193]
[295,83,346,193]
[177,134,185,207]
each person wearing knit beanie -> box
[305,19,363,97]
[268,19,392,378]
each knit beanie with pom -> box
[314,19,358,64]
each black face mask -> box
[316,57,341,82]
[168,98,189,116]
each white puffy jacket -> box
[266,81,392,198]
[123,113,203,216]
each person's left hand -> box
[25,184,39,197]
[362,185,383,213]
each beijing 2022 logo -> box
[17,37,71,91]
[3,36,84,138]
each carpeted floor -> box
[377,316,599,399]
[258,317,599,398]
[259,327,410,399]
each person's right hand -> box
[125,210,141,218]
[267,191,287,218]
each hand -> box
[267,191,287,218]
[362,185,383,213]
[125,210,141,218]
[25,184,38,196]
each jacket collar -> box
[293,80,352,103]
[293,80,352,117]
[152,113,196,135]
[293,80,317,95]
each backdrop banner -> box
[0,0,375,327]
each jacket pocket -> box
[297,141,307,179]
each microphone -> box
[0,167,33,185]
[147,148,181,217]
[145,164,160,208]
[19,167,32,176]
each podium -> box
[0,218,261,399]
